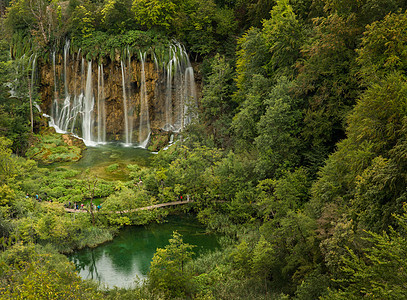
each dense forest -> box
[1,0,407,299]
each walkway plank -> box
[64,200,193,214]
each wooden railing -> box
[64,200,193,214]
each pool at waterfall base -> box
[68,214,220,289]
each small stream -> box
[68,214,220,289]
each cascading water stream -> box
[164,46,175,131]
[52,51,58,120]
[127,48,134,144]
[120,60,130,145]
[57,40,72,131]
[46,41,197,147]
[68,53,83,136]
[161,43,197,132]
[82,61,94,144]
[183,66,196,125]
[139,51,151,147]
[173,48,184,131]
[97,64,106,143]
[183,52,197,127]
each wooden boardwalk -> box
[64,200,193,214]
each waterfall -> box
[121,60,130,144]
[48,46,99,146]
[64,40,70,97]
[52,51,58,120]
[97,64,106,143]
[57,41,71,132]
[68,53,83,136]
[139,51,151,147]
[173,46,184,131]
[82,61,94,144]
[45,41,198,147]
[164,48,174,131]
[183,56,197,127]
[161,43,197,132]
[127,48,134,144]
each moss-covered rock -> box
[148,129,174,152]
[26,133,86,164]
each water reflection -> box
[69,215,219,289]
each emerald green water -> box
[43,143,152,181]
[75,143,151,169]
[69,214,219,289]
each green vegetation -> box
[105,163,119,173]
[0,243,101,298]
[148,231,195,298]
[26,133,84,164]
[2,0,407,299]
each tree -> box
[232,73,271,151]
[255,77,303,178]
[251,235,274,296]
[148,231,195,298]
[101,0,136,33]
[238,0,274,28]
[295,13,361,170]
[172,0,237,56]
[0,243,101,298]
[235,27,270,94]
[68,3,96,38]
[256,168,311,221]
[0,137,16,184]
[322,211,407,299]
[262,0,304,79]
[312,72,407,231]
[323,0,406,26]
[4,0,64,49]
[83,173,98,225]
[0,39,31,153]
[357,11,407,83]
[200,54,236,148]
[131,0,176,30]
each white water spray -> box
[139,51,151,147]
[121,60,130,144]
[97,64,106,143]
[82,61,94,144]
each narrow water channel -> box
[69,214,219,289]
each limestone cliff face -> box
[38,53,200,144]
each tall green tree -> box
[102,0,136,33]
[322,211,407,299]
[0,38,31,154]
[262,0,304,79]
[312,72,407,231]
[148,231,195,298]
[295,13,361,169]
[200,54,236,148]
[131,0,176,30]
[357,11,407,83]
[255,77,303,178]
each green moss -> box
[106,163,119,173]
[26,133,84,164]
[71,30,170,64]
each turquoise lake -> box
[69,214,220,289]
